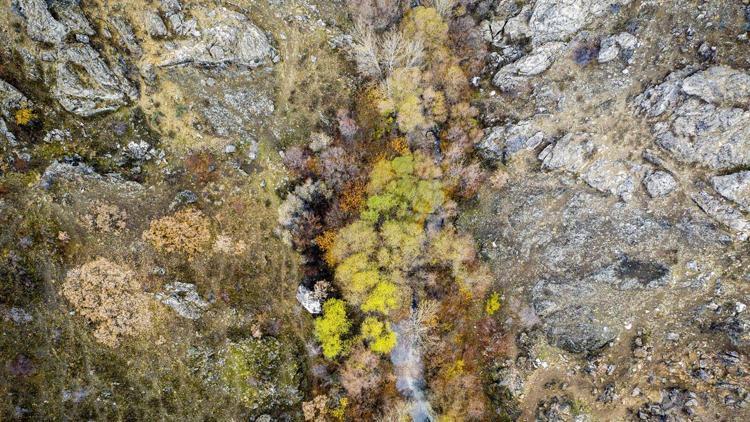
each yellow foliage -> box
[485,292,502,316]
[314,299,351,359]
[330,397,348,421]
[389,137,410,155]
[360,280,401,314]
[332,221,378,263]
[401,7,449,52]
[361,317,397,354]
[14,107,35,125]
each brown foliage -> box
[341,346,384,398]
[143,208,212,260]
[61,258,152,347]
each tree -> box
[314,299,352,359]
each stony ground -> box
[0,0,748,421]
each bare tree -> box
[351,25,424,80]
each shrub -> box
[485,292,501,316]
[81,201,128,234]
[61,258,152,347]
[14,107,35,125]
[143,208,212,260]
[314,299,352,359]
[222,337,303,411]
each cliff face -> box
[0,0,748,420]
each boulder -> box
[296,285,322,314]
[155,282,209,320]
[681,66,750,107]
[691,191,750,241]
[477,120,545,162]
[643,170,678,198]
[581,159,640,201]
[711,171,750,212]
[0,79,29,120]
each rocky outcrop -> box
[539,133,596,173]
[477,120,545,162]
[159,7,275,68]
[16,0,68,44]
[636,67,750,170]
[52,44,138,117]
[156,282,209,320]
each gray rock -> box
[581,159,639,201]
[0,119,17,146]
[615,32,637,50]
[144,11,168,38]
[16,0,68,44]
[39,161,98,189]
[296,285,322,314]
[597,36,619,63]
[50,2,95,36]
[691,191,750,241]
[539,133,596,173]
[493,42,564,89]
[477,121,545,162]
[634,68,693,117]
[159,7,275,68]
[111,16,143,57]
[653,99,750,170]
[529,0,588,44]
[0,79,29,120]
[644,171,678,198]
[52,44,137,116]
[155,282,209,320]
[711,171,750,212]
[681,66,750,107]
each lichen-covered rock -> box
[477,121,545,162]
[539,133,596,173]
[144,11,168,38]
[691,191,750,241]
[681,66,750,107]
[581,159,640,201]
[52,44,138,116]
[0,79,29,120]
[156,282,209,320]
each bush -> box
[314,299,352,359]
[143,208,212,260]
[61,258,152,347]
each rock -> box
[479,18,506,47]
[0,119,17,146]
[4,307,33,324]
[691,191,750,241]
[616,32,637,50]
[39,161,98,190]
[296,284,322,314]
[52,44,137,116]
[717,314,750,348]
[535,396,575,421]
[155,282,209,320]
[681,66,750,107]
[50,2,95,36]
[493,42,564,89]
[477,121,545,162]
[533,281,616,353]
[637,389,700,421]
[666,332,680,341]
[634,68,692,117]
[529,0,588,44]
[111,16,143,57]
[503,5,532,41]
[711,171,750,212]
[0,79,29,120]
[159,7,275,68]
[653,99,750,170]
[144,11,168,38]
[581,159,639,201]
[539,133,596,173]
[597,36,619,63]
[644,171,678,198]
[16,0,68,45]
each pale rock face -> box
[681,66,750,107]
[159,7,275,68]
[712,171,750,212]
